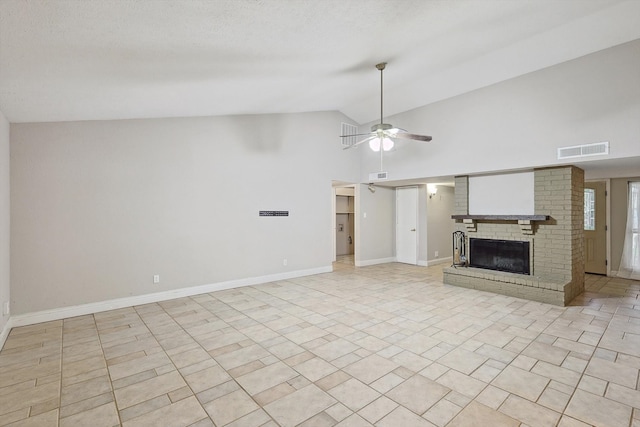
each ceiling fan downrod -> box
[376,62,386,126]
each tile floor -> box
[1,261,639,427]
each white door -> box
[397,187,418,265]
[584,181,607,274]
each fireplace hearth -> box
[469,238,530,275]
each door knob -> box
[410,228,416,231]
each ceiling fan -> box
[341,62,432,151]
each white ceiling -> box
[1,0,639,124]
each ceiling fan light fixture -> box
[369,137,394,152]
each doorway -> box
[334,186,355,265]
[396,186,418,265]
[584,181,607,275]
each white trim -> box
[355,257,396,267]
[6,266,332,331]
[0,318,14,350]
[605,178,611,277]
[427,257,453,267]
[418,260,429,267]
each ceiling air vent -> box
[557,141,609,159]
[369,171,388,181]
[341,123,358,148]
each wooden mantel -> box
[451,214,550,234]
[451,215,549,221]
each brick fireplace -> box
[443,166,585,306]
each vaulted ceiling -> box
[1,0,639,124]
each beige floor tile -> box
[0,381,60,416]
[236,361,298,396]
[531,360,582,387]
[475,385,510,410]
[334,413,373,426]
[605,383,640,409]
[437,347,488,375]
[264,384,336,427]
[357,396,398,423]
[436,369,486,398]
[396,333,440,354]
[585,357,639,389]
[311,339,359,361]
[119,394,171,422]
[343,354,398,384]
[448,401,519,427]
[522,341,569,365]
[215,344,270,370]
[328,378,380,411]
[537,386,571,413]
[500,394,561,426]
[1,266,639,427]
[376,406,437,427]
[60,375,112,406]
[124,396,208,427]
[4,409,59,427]
[492,365,549,401]
[223,409,271,427]
[59,402,119,427]
[423,398,463,427]
[294,357,337,382]
[203,389,259,426]
[565,389,632,427]
[183,364,231,393]
[387,374,449,414]
[114,370,186,409]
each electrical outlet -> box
[283,259,287,266]
[3,301,9,316]
[153,275,160,284]
[435,250,439,257]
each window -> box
[584,188,595,231]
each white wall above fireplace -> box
[469,172,534,215]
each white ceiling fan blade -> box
[340,132,373,138]
[387,127,407,134]
[391,132,432,142]
[343,135,376,150]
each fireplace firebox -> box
[469,238,530,275]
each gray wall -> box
[0,110,9,333]
[355,184,395,264]
[360,40,640,182]
[611,176,640,273]
[11,112,359,314]
[427,185,455,263]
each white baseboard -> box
[5,265,333,337]
[427,257,453,267]
[355,257,396,267]
[0,318,13,351]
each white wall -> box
[360,40,640,182]
[11,111,359,314]
[355,184,395,265]
[0,110,9,337]
[469,172,534,215]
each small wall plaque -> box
[259,211,289,217]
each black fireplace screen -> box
[469,238,530,275]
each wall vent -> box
[341,123,358,148]
[369,171,388,181]
[557,141,609,159]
